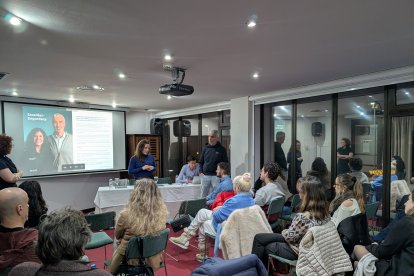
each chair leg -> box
[163,250,179,262]
[164,260,168,276]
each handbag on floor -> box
[170,214,191,232]
[170,200,191,232]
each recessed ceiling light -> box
[11,91,18,96]
[356,105,360,108]
[252,72,259,79]
[405,92,410,95]
[368,95,373,98]
[167,95,172,100]
[112,102,117,108]
[5,14,22,26]
[246,15,257,28]
[301,114,304,118]
[360,112,364,115]
[69,96,75,103]
[118,73,126,79]
[164,54,172,61]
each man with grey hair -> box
[199,130,228,197]
[0,187,40,270]
[48,113,73,172]
[10,208,111,275]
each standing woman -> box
[19,180,48,228]
[0,134,23,190]
[109,179,167,274]
[128,139,156,179]
[287,140,303,187]
[337,137,353,175]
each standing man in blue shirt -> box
[199,130,228,197]
[206,162,232,205]
[176,155,200,184]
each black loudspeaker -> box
[173,120,191,137]
[311,122,323,137]
[150,118,163,135]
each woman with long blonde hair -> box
[109,178,167,274]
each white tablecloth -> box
[94,184,202,220]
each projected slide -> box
[4,102,126,177]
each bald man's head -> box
[0,188,29,227]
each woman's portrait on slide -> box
[22,127,53,175]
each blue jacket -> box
[371,174,398,189]
[211,193,255,256]
[206,175,233,205]
[212,192,255,232]
[190,254,267,276]
[128,155,156,179]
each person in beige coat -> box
[109,179,168,274]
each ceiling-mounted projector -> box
[159,67,194,96]
[159,83,194,96]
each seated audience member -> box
[348,157,369,184]
[353,190,414,276]
[330,174,365,227]
[255,162,289,222]
[251,176,330,268]
[0,188,40,270]
[170,173,255,261]
[255,162,286,207]
[372,194,409,242]
[371,163,398,202]
[392,155,406,180]
[206,162,232,206]
[306,157,332,200]
[254,164,292,201]
[110,179,167,274]
[176,155,200,184]
[9,208,110,276]
[209,190,235,210]
[18,181,48,228]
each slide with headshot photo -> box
[22,106,74,175]
[3,101,126,178]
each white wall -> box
[126,111,151,134]
[231,97,252,177]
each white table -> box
[94,184,202,220]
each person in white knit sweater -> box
[329,173,365,227]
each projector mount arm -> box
[171,67,186,84]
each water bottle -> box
[109,178,114,189]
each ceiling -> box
[1,1,414,112]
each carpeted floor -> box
[85,226,217,276]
